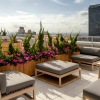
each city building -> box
[27,30,36,35]
[18,27,25,34]
[89,4,100,36]
[33,31,36,35]
[27,29,32,34]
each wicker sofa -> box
[0,70,35,100]
[71,47,100,70]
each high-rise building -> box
[27,30,36,35]
[27,30,32,34]
[89,4,100,36]
[18,27,25,34]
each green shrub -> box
[10,33,17,43]
[8,42,15,55]
[23,33,32,52]
[54,34,60,48]
[69,33,79,53]
[60,34,66,42]
[47,31,52,47]
[0,40,2,53]
[30,39,38,55]
[37,22,44,52]
[1,29,7,36]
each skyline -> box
[0,0,100,34]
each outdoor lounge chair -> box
[83,79,100,100]
[71,47,100,70]
[0,70,35,100]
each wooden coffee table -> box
[35,60,81,87]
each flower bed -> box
[0,58,55,75]
[0,23,80,75]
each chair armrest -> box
[0,73,6,94]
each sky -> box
[0,0,100,35]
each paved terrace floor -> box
[11,69,99,100]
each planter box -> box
[0,65,14,72]
[55,54,71,61]
[14,63,25,73]
[0,58,58,76]
[26,60,36,76]
[72,51,80,55]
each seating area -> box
[0,58,100,100]
[71,47,100,71]
[83,79,100,100]
[0,71,35,100]
[10,69,99,100]
[0,36,100,100]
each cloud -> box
[16,11,28,15]
[0,10,88,34]
[51,0,68,6]
[77,10,88,16]
[74,0,85,4]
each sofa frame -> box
[83,95,93,100]
[72,59,99,71]
[71,47,100,71]
[0,85,35,100]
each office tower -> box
[89,4,100,36]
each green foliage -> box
[8,42,15,55]
[30,39,38,55]
[47,31,52,47]
[10,33,17,43]
[1,29,7,36]
[0,40,2,53]
[53,34,71,54]
[37,22,44,52]
[54,34,60,48]
[15,48,23,56]
[70,33,79,46]
[60,34,66,42]
[23,33,32,52]
[0,52,6,59]
[69,33,79,53]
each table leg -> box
[98,68,100,79]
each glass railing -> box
[77,36,100,47]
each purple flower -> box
[24,57,30,61]
[30,56,34,59]
[0,59,3,63]
[13,59,18,63]
[5,62,9,65]
[18,59,23,63]
[16,53,20,57]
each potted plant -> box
[23,33,32,52]
[37,22,44,52]
[69,33,80,55]
[53,34,71,61]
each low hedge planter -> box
[0,53,79,75]
[0,65,14,72]
[55,54,71,61]
[72,51,80,55]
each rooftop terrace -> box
[11,69,98,100]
